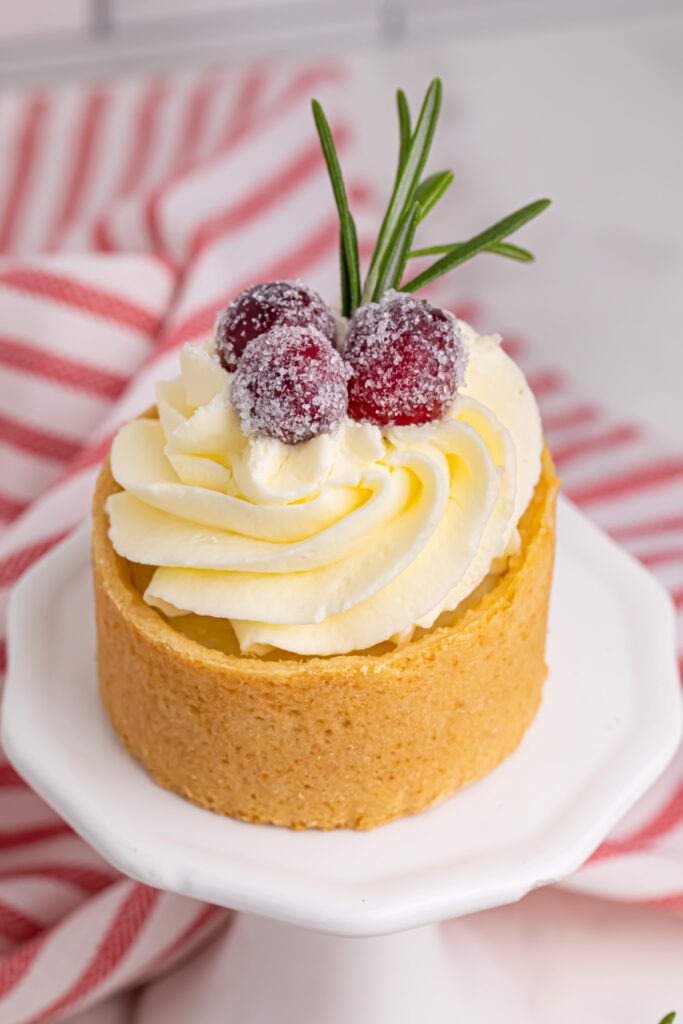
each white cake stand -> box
[3,498,682,1024]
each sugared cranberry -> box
[231,326,347,445]
[344,292,467,426]
[215,280,337,371]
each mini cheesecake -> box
[93,435,558,831]
[92,76,555,831]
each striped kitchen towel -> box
[0,61,680,1022]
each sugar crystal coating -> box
[344,291,467,426]
[232,326,348,445]
[216,280,337,372]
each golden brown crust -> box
[92,442,559,830]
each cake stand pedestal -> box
[3,499,682,1024]
[136,913,523,1024]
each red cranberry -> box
[231,326,348,445]
[344,292,467,426]
[216,280,337,371]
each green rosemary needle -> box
[401,198,551,293]
[311,99,361,317]
[409,240,535,263]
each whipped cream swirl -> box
[106,321,542,656]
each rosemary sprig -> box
[311,100,361,317]
[410,239,535,263]
[362,78,442,303]
[658,1014,676,1024]
[401,198,550,293]
[312,78,550,314]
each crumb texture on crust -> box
[92,445,559,831]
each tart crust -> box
[92,437,559,831]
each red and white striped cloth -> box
[0,61,680,1022]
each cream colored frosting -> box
[106,320,542,656]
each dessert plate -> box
[3,497,681,937]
